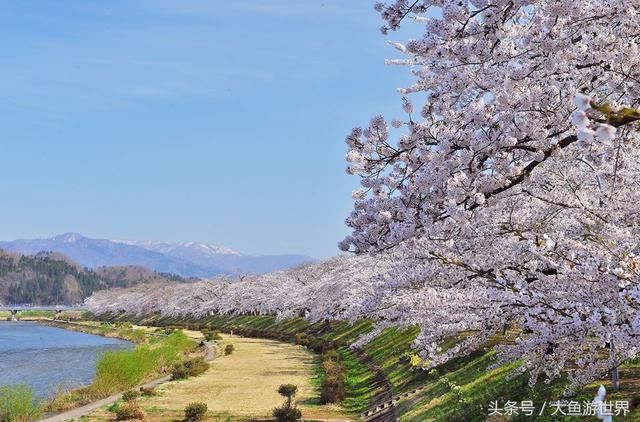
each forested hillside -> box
[0,250,185,305]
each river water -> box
[0,321,132,398]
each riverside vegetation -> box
[0,385,42,422]
[46,328,195,412]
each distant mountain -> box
[0,250,188,305]
[0,233,315,278]
[116,239,314,275]
[0,233,215,278]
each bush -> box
[202,329,222,341]
[139,386,157,397]
[0,385,42,421]
[319,352,346,404]
[121,390,140,402]
[172,357,210,380]
[272,406,302,422]
[320,377,346,404]
[186,357,210,376]
[294,333,309,346]
[115,402,145,420]
[224,344,235,355]
[273,384,301,422]
[184,402,208,421]
[171,364,189,380]
[322,349,341,363]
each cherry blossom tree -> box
[85,255,387,324]
[340,0,640,390]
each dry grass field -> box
[88,334,350,421]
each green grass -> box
[0,385,42,422]
[93,330,192,393]
[0,310,55,320]
[305,355,325,407]
[45,320,154,344]
[340,348,378,414]
[360,326,424,394]
[47,331,194,412]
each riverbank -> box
[42,339,218,422]
[37,321,201,420]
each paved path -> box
[40,341,216,422]
[40,375,171,422]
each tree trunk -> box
[611,340,620,392]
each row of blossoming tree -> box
[89,0,640,393]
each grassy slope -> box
[111,314,640,421]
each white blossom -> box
[595,124,617,142]
[573,94,592,112]
[571,111,590,129]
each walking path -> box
[40,375,172,422]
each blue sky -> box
[0,1,415,258]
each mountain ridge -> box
[0,233,315,278]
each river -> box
[0,321,131,398]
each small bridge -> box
[0,305,86,320]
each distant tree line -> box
[0,250,185,305]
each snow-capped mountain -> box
[114,240,242,257]
[0,233,315,278]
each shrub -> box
[322,349,341,363]
[184,402,208,421]
[0,385,42,422]
[320,377,346,404]
[224,344,235,355]
[272,406,302,422]
[273,384,301,422]
[294,333,309,346]
[172,357,209,380]
[171,364,189,380]
[319,353,346,404]
[278,333,290,342]
[115,402,145,420]
[139,386,157,397]
[202,329,222,341]
[121,390,140,402]
[185,357,210,376]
